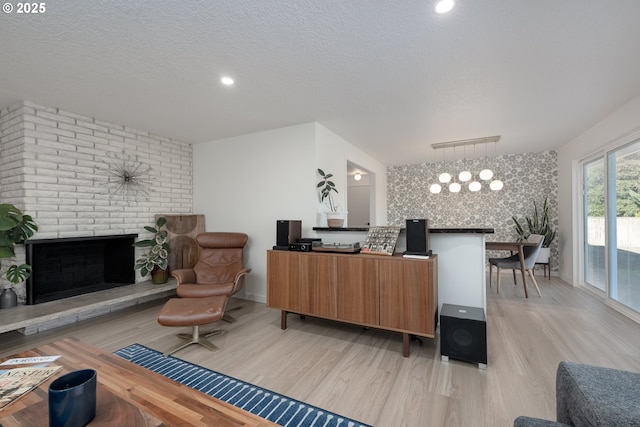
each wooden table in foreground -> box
[485,240,538,297]
[0,337,278,427]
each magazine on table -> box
[0,365,62,409]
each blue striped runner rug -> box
[114,344,371,427]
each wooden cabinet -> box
[266,251,300,312]
[336,256,379,324]
[267,250,437,356]
[379,258,437,335]
[299,253,337,318]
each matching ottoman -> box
[157,295,227,357]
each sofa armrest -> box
[172,269,196,285]
[513,416,569,427]
[556,361,640,426]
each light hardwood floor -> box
[1,274,639,427]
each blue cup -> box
[48,369,97,427]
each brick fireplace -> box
[0,101,193,303]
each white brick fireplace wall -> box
[0,101,193,301]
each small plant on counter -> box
[317,168,339,212]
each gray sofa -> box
[514,361,640,426]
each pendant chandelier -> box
[429,136,503,194]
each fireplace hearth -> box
[25,234,137,305]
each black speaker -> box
[275,220,301,248]
[405,219,430,255]
[440,303,487,368]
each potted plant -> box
[0,203,38,308]
[134,216,171,284]
[317,168,346,227]
[512,197,556,263]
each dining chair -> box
[489,234,545,297]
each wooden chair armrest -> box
[229,268,251,295]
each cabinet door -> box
[379,258,435,336]
[299,253,337,318]
[267,251,300,311]
[336,256,379,324]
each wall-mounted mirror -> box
[347,161,372,226]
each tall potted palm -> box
[512,197,556,263]
[0,204,38,308]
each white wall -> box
[347,185,370,226]
[193,123,316,302]
[193,122,387,302]
[557,93,640,284]
[315,124,387,226]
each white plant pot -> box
[326,211,347,228]
[536,247,550,263]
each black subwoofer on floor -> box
[440,303,487,369]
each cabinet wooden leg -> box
[402,333,410,357]
[281,311,287,330]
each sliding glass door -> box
[583,158,606,291]
[609,139,640,311]
[583,138,640,312]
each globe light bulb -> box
[430,183,442,194]
[469,181,481,192]
[449,182,461,193]
[439,172,452,184]
[459,170,472,182]
[479,169,494,181]
[490,179,504,191]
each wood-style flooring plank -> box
[1,276,640,426]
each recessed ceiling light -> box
[221,76,234,86]
[434,0,455,14]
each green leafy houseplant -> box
[0,203,38,288]
[134,216,171,278]
[317,168,339,212]
[512,197,556,248]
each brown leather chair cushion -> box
[177,283,234,298]
[191,232,248,284]
[196,232,248,248]
[157,296,226,327]
[194,249,243,284]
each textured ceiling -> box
[2,0,640,165]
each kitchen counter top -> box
[313,227,494,234]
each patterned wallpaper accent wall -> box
[387,150,558,271]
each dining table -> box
[485,240,539,297]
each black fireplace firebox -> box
[25,234,137,305]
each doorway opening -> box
[347,161,373,226]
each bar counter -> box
[312,227,494,310]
